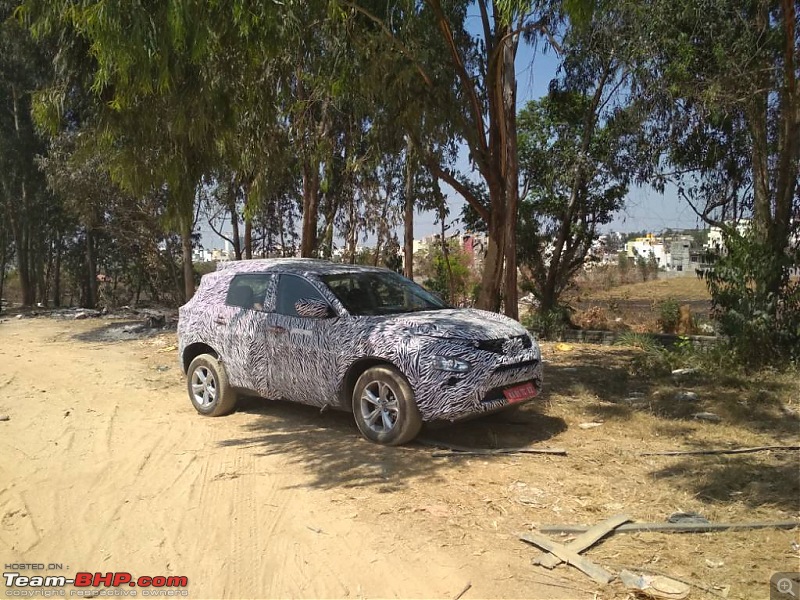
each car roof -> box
[215,258,391,277]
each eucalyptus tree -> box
[627,0,799,361]
[0,0,55,306]
[633,0,798,264]
[20,0,278,301]
[343,0,585,318]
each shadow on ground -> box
[218,395,566,492]
[74,320,172,342]
[651,450,800,513]
[546,352,800,435]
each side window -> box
[225,274,273,311]
[276,274,326,317]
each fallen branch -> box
[641,445,800,457]
[452,582,471,600]
[418,438,567,457]
[539,520,800,535]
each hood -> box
[377,308,528,341]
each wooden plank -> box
[641,445,800,457]
[519,532,614,584]
[534,514,632,569]
[539,520,800,535]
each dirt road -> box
[2,318,798,600]
[0,319,575,599]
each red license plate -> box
[503,382,538,404]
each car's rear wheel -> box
[352,365,422,445]
[187,353,237,417]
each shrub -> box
[574,305,609,330]
[656,297,681,333]
[702,231,800,367]
[522,307,570,340]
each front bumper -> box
[412,348,544,422]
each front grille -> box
[494,358,539,373]
[477,334,532,354]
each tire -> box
[352,365,422,446]
[186,353,237,417]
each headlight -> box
[432,356,471,373]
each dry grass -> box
[585,277,712,303]
[389,342,800,599]
[567,275,714,332]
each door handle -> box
[268,325,287,335]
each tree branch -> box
[338,1,434,88]
[426,0,489,158]
[428,162,490,223]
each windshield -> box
[321,271,449,316]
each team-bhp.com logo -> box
[4,572,189,597]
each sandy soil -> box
[1,317,798,599]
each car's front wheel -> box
[352,365,422,445]
[186,353,237,417]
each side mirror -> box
[295,298,333,319]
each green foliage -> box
[656,297,681,334]
[515,8,651,313]
[417,240,473,306]
[628,0,799,362]
[701,231,800,366]
[0,0,59,306]
[521,308,570,340]
[614,331,660,353]
[619,341,672,377]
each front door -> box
[268,273,341,407]
[218,272,277,397]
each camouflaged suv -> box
[178,259,543,445]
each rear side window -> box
[275,274,327,317]
[226,274,273,311]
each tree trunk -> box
[477,177,505,313]
[321,205,336,258]
[300,161,320,257]
[242,178,253,260]
[52,234,62,308]
[773,0,799,256]
[749,0,779,296]
[180,213,194,303]
[10,86,35,307]
[440,210,455,303]
[12,186,35,307]
[40,238,52,308]
[228,178,242,260]
[348,198,358,264]
[279,218,287,257]
[0,228,6,314]
[404,144,415,279]
[85,228,97,308]
[244,219,253,260]
[501,28,520,320]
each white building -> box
[625,235,668,267]
[705,219,751,255]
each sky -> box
[200,11,702,252]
